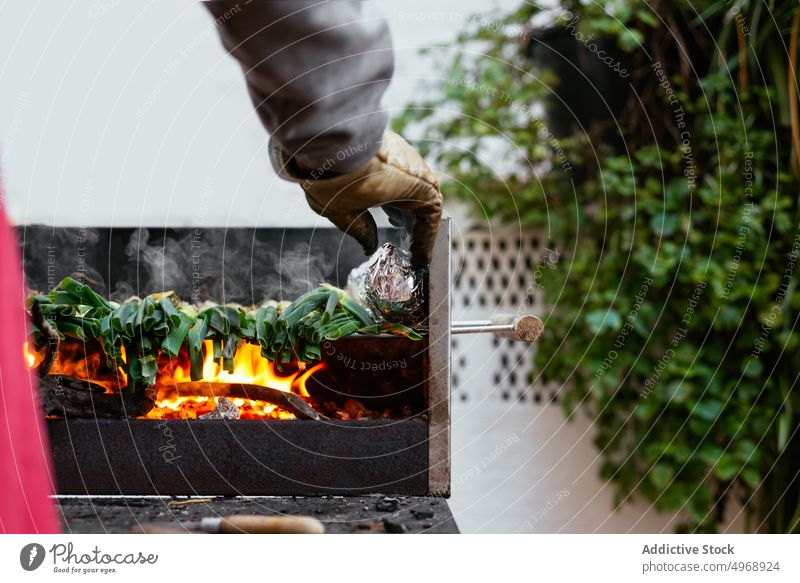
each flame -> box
[148,340,324,420]
[25,336,324,420]
[24,339,125,391]
[24,342,36,367]
[172,341,319,398]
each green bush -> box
[397,1,800,532]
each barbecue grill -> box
[20,218,542,533]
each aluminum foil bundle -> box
[348,243,425,324]
[346,260,369,305]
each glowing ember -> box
[144,395,296,420]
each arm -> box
[205,0,393,173]
[207,1,442,267]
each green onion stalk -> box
[28,277,421,390]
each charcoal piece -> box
[375,497,399,512]
[382,517,408,534]
[411,509,434,520]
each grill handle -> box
[451,314,544,343]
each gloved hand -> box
[274,130,442,268]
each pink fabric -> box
[0,188,59,533]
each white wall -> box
[0,0,466,228]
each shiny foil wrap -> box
[348,243,425,324]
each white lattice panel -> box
[450,226,559,406]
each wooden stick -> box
[170,382,328,421]
[215,515,325,534]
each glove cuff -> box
[269,135,383,185]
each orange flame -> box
[24,342,37,367]
[25,339,126,391]
[172,341,317,398]
[26,337,324,420]
[147,340,324,420]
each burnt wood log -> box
[40,375,155,419]
[171,382,328,421]
[30,300,60,377]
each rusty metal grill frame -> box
[427,217,451,496]
[24,219,453,497]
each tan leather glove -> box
[273,131,442,268]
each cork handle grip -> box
[218,515,325,534]
[451,314,544,343]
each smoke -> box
[20,225,353,305]
[123,228,193,297]
[269,241,335,300]
[121,228,335,305]
[19,226,107,295]
[110,280,137,302]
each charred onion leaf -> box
[27,278,422,387]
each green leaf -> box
[322,289,341,324]
[161,313,192,357]
[714,456,738,481]
[698,444,724,465]
[650,212,679,237]
[663,380,690,403]
[742,357,763,378]
[691,399,723,421]
[741,467,761,489]
[585,309,622,333]
[159,298,182,327]
[339,296,373,327]
[187,316,210,381]
[649,464,674,490]
[222,334,240,372]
